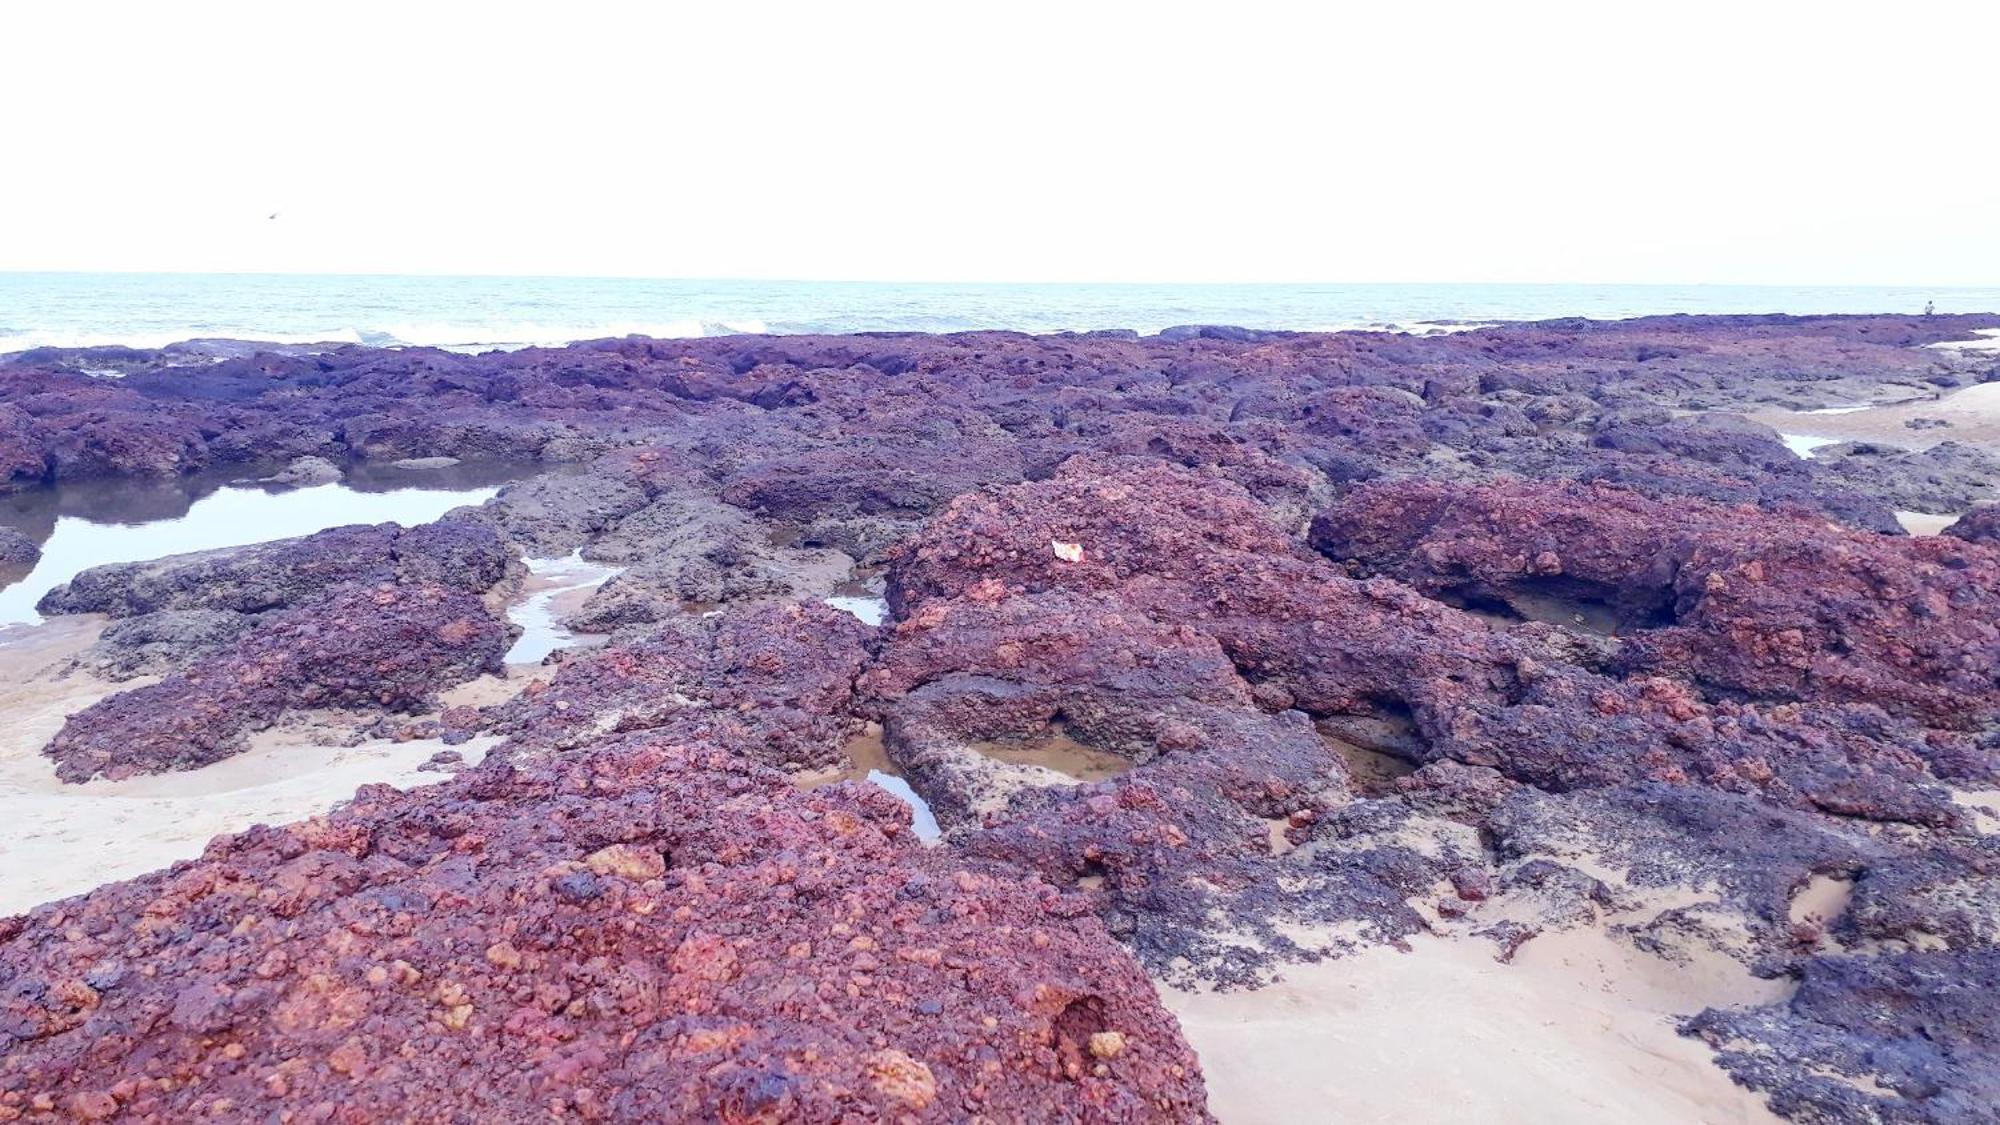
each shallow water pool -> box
[822,594,889,626]
[1778,433,1842,458]
[506,553,622,663]
[0,479,503,627]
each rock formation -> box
[4,315,2000,1122]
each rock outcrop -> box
[0,739,1210,1122]
[38,516,510,619]
[1946,503,2000,545]
[0,526,36,573]
[1311,478,2000,730]
[4,316,2000,1122]
[44,581,509,781]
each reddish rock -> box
[5,318,2000,1118]
[1311,478,2000,730]
[483,601,878,772]
[0,738,1210,1122]
[887,462,1982,828]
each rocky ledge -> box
[3,315,2000,1122]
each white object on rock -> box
[1051,540,1084,563]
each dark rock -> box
[64,609,257,681]
[38,516,511,618]
[1945,504,2000,545]
[1687,951,2000,1125]
[0,526,37,572]
[43,581,509,781]
[1812,440,2000,515]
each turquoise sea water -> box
[3,273,1997,353]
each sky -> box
[3,0,1996,285]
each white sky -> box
[3,0,1995,285]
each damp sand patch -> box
[0,616,499,913]
[1750,381,2000,454]
[1165,920,1786,1124]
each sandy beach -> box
[1750,380,2000,455]
[0,616,509,915]
[1169,927,1784,1125]
[3,319,1997,1121]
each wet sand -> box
[1167,926,1784,1125]
[0,616,499,915]
[1749,380,2000,454]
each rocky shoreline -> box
[3,315,1999,1122]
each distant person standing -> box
[1924,300,1936,316]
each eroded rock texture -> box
[1812,440,2000,516]
[1947,503,2000,545]
[0,740,1209,1122]
[4,315,1996,528]
[44,581,509,782]
[1312,478,2000,730]
[3,316,2000,1122]
[482,602,877,772]
[38,516,510,619]
[0,526,36,572]
[1687,953,2000,1125]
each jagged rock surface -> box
[1946,503,2000,545]
[0,527,36,572]
[3,317,2000,1122]
[1311,477,2000,730]
[37,516,510,619]
[43,581,509,782]
[0,739,1210,1122]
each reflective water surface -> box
[0,464,524,627]
[506,553,622,664]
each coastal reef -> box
[4,314,2000,1122]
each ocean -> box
[3,273,1998,354]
